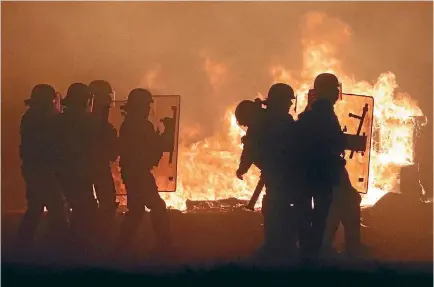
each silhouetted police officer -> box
[116,88,171,253]
[321,168,363,259]
[261,84,298,259]
[235,84,299,261]
[294,73,346,261]
[17,84,69,253]
[236,83,295,194]
[89,80,119,243]
[55,83,99,252]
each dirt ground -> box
[2,205,432,258]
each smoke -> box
[1,2,433,209]
[302,11,352,46]
[3,3,432,124]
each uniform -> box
[54,83,99,251]
[236,83,298,261]
[116,89,171,252]
[293,74,346,261]
[322,168,362,257]
[89,80,119,243]
[18,100,69,251]
[92,120,118,240]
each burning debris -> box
[186,198,250,213]
[157,69,424,212]
[110,13,426,213]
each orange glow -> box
[158,20,424,211]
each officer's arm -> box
[237,135,254,176]
[152,130,164,166]
[143,122,164,167]
[19,117,28,162]
[118,123,133,159]
[19,115,40,163]
[330,115,347,155]
[49,116,64,169]
[108,125,119,162]
[293,113,310,144]
[238,150,254,175]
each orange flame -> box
[159,14,424,211]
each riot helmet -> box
[120,88,154,118]
[24,84,57,111]
[313,73,342,104]
[89,80,114,109]
[264,83,295,115]
[62,83,93,112]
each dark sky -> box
[2,2,432,209]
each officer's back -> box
[291,73,346,261]
[52,83,100,256]
[17,84,70,254]
[55,83,97,177]
[89,80,118,170]
[20,85,59,172]
[293,75,346,191]
[119,89,162,172]
[260,83,296,185]
[115,89,171,253]
[244,84,299,261]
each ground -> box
[2,205,433,285]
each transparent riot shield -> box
[334,93,374,194]
[109,95,180,203]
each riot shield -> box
[109,95,181,201]
[334,93,374,194]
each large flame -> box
[158,13,424,211]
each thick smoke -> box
[2,3,432,124]
[1,2,432,210]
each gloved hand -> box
[236,169,245,180]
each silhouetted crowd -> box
[235,73,368,264]
[17,73,369,265]
[17,81,170,261]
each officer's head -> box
[25,84,57,112]
[121,88,153,118]
[89,80,113,108]
[62,83,93,113]
[89,80,114,118]
[264,83,295,115]
[235,100,263,127]
[313,73,340,105]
